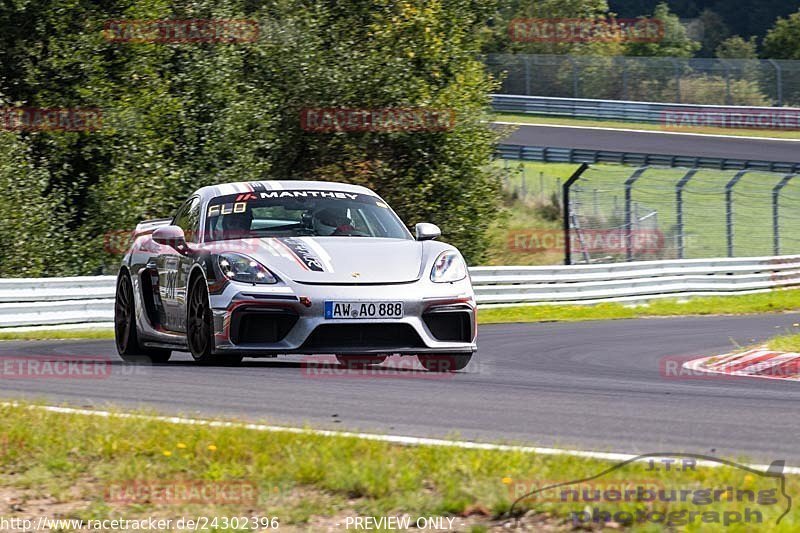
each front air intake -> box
[422,309,472,342]
[301,323,424,351]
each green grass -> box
[0,328,115,341]
[484,161,576,267]
[1,401,798,531]
[768,332,800,352]
[493,112,800,140]
[479,289,800,324]
[494,160,800,262]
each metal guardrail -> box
[491,94,800,124]
[2,257,800,328]
[0,276,115,328]
[495,143,800,173]
[471,256,800,306]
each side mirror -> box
[152,225,190,253]
[415,223,441,241]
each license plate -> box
[324,301,404,319]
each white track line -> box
[4,402,798,475]
[492,121,800,143]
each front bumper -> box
[209,277,477,356]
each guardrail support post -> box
[773,173,795,255]
[676,168,698,259]
[563,163,590,265]
[725,170,748,257]
[625,167,649,261]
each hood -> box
[206,237,425,284]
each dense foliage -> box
[611,0,800,51]
[484,0,800,60]
[764,10,800,60]
[0,0,501,276]
[482,0,698,58]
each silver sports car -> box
[114,181,477,371]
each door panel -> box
[157,253,181,330]
[162,195,203,333]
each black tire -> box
[115,271,171,364]
[187,275,243,366]
[417,354,472,372]
[336,354,387,368]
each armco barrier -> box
[2,256,800,328]
[491,94,800,125]
[495,143,800,173]
[0,275,116,328]
[470,256,800,306]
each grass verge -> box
[478,290,800,324]
[493,112,800,140]
[768,333,800,352]
[0,328,115,341]
[1,401,797,531]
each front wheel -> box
[187,276,242,366]
[114,271,171,364]
[417,354,472,372]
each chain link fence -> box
[499,159,564,203]
[565,164,800,264]
[486,54,800,107]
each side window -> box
[172,197,201,242]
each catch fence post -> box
[676,168,698,259]
[625,167,649,261]
[725,170,748,257]
[563,163,589,265]
[769,59,783,107]
[773,174,796,255]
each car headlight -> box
[217,253,278,284]
[430,250,467,283]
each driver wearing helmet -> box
[313,207,356,236]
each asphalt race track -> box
[500,124,800,163]
[2,314,800,463]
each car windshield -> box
[205,189,412,241]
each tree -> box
[715,36,758,59]
[0,0,503,276]
[697,9,730,57]
[481,0,619,56]
[624,3,700,57]
[764,9,800,59]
